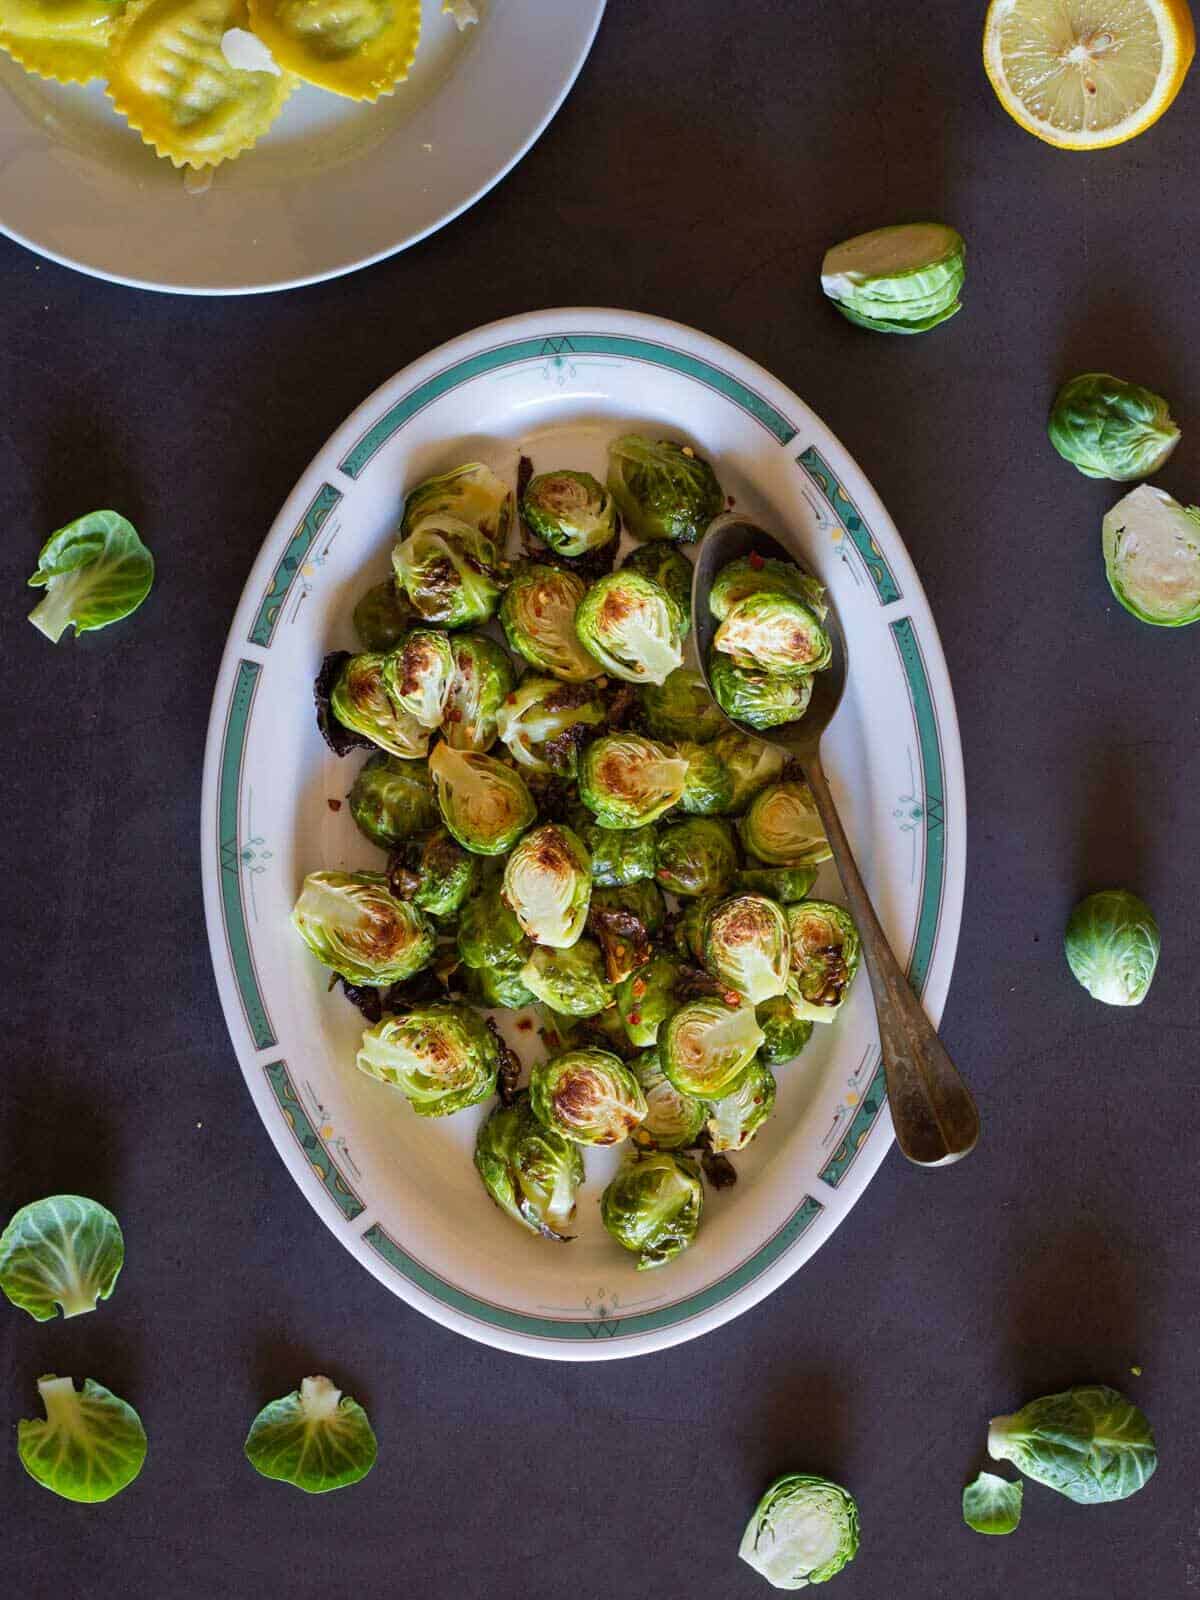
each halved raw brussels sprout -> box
[292,871,436,985]
[496,676,607,775]
[441,632,515,751]
[655,816,738,897]
[740,1472,860,1587]
[501,564,601,681]
[821,221,965,335]
[622,541,694,621]
[474,1091,585,1240]
[428,742,536,856]
[706,1056,776,1153]
[578,733,688,828]
[740,781,831,866]
[737,861,819,903]
[714,592,831,675]
[1048,373,1180,482]
[786,900,861,1022]
[1101,485,1200,628]
[616,952,683,1048]
[383,627,454,728]
[400,461,512,544]
[601,1151,704,1269]
[709,650,813,730]
[244,1376,377,1494]
[331,652,430,758]
[18,1376,147,1503]
[520,939,614,1016]
[606,434,724,543]
[503,824,592,948]
[0,1196,124,1322]
[353,577,416,651]
[639,667,725,744]
[574,814,660,886]
[630,1047,708,1151]
[575,570,687,685]
[704,893,791,1003]
[390,827,479,918]
[356,1002,499,1116]
[756,993,815,1065]
[661,996,765,1099]
[523,469,618,558]
[709,553,827,623]
[529,1047,647,1145]
[349,753,437,850]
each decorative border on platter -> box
[263,1061,365,1222]
[796,446,902,605]
[248,483,342,649]
[217,661,275,1050]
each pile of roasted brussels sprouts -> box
[292,440,861,1271]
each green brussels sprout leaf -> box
[962,1470,1023,1536]
[0,1195,124,1321]
[19,1375,147,1503]
[988,1386,1156,1505]
[244,1375,377,1494]
[27,511,154,643]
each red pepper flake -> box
[748,551,764,570]
[631,978,647,999]
[516,1018,533,1031]
[327,798,343,812]
[628,1011,642,1025]
[722,989,742,1007]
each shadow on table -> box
[739,1364,853,1488]
[1071,738,1153,901]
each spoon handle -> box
[803,751,980,1167]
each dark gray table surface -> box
[2,4,1197,1597]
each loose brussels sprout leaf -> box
[616,952,683,1048]
[392,827,478,918]
[821,220,965,335]
[441,632,515,751]
[1102,485,1200,627]
[457,880,532,976]
[529,1047,647,1145]
[348,753,437,850]
[496,676,607,775]
[291,871,436,985]
[578,733,688,827]
[428,741,536,856]
[622,541,694,621]
[400,461,511,543]
[357,1002,499,1116]
[331,653,430,759]
[786,900,861,1022]
[606,434,724,543]
[474,1091,585,1240]
[27,510,154,643]
[704,893,791,1003]
[0,1195,124,1321]
[575,814,660,886]
[18,1375,147,1503]
[1048,373,1180,482]
[503,824,592,948]
[1064,888,1160,1006]
[719,731,786,812]
[524,469,618,558]
[739,1473,860,1588]
[709,650,814,730]
[756,993,815,1065]
[639,667,725,744]
[988,1386,1156,1505]
[383,628,455,729]
[244,1375,377,1494]
[962,1471,1023,1536]
[741,782,831,867]
[630,1047,708,1150]
[676,740,735,815]
[353,577,416,651]
[601,1151,703,1269]
[714,593,832,675]
[737,861,819,903]
[501,564,601,681]
[393,514,504,628]
[521,939,614,1017]
[709,554,827,623]
[656,817,738,897]
[575,570,686,685]
[707,1056,776,1152]
[588,881,663,983]
[662,996,765,1099]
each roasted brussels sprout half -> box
[709,649,814,730]
[523,469,618,558]
[601,1151,704,1269]
[786,900,861,1022]
[587,880,664,982]
[740,781,831,866]
[756,994,815,1065]
[1064,888,1160,1006]
[391,827,479,918]
[1102,485,1200,628]
[356,1002,499,1116]
[496,677,607,775]
[578,733,689,828]
[740,1473,860,1588]
[704,893,791,1003]
[457,878,532,976]
[718,731,786,812]
[353,577,416,651]
[574,815,660,886]
[383,627,455,729]
[520,939,615,1017]
[616,952,683,1048]
[529,1047,647,1145]
[1048,373,1180,482]
[575,570,686,685]
[474,1091,585,1241]
[709,553,827,623]
[706,1056,776,1153]
[655,817,738,897]
[330,652,430,758]
[714,591,832,675]
[348,753,437,850]
[393,514,504,629]
[500,564,601,681]
[428,742,536,856]
[292,871,436,986]
[502,824,592,948]
[737,861,819,903]
[400,461,512,543]
[821,220,965,335]
[440,632,514,751]
[662,996,765,1099]
[639,667,725,744]
[606,434,724,544]
[622,542,694,621]
[630,1048,708,1151]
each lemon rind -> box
[245,0,420,103]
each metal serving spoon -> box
[692,516,979,1167]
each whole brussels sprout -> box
[578,733,689,828]
[502,824,593,948]
[709,649,814,730]
[1064,888,1160,1006]
[330,653,430,758]
[529,1047,647,1145]
[587,881,664,983]
[348,753,437,850]
[661,996,764,1099]
[441,632,515,751]
[655,817,738,897]
[600,1151,704,1269]
[383,628,455,729]
[1049,373,1180,482]
[457,879,532,975]
[709,554,827,623]
[740,781,831,866]
[737,861,819,903]
[575,570,686,685]
[740,1473,860,1588]
[714,592,831,676]
[520,939,614,1016]
[676,741,735,815]
[393,513,505,629]
[706,1056,776,1153]
[428,742,536,856]
[756,993,814,1064]
[986,1385,1157,1506]
[1101,485,1200,628]
[622,542,694,621]
[473,1091,584,1240]
[500,564,602,681]
[718,731,786,812]
[704,893,791,1003]
[630,1047,708,1151]
[356,1002,499,1116]
[523,469,618,558]
[291,871,436,985]
[606,434,724,543]
[616,953,683,1048]
[353,578,417,651]
[495,676,607,775]
[400,461,512,544]
[786,900,861,1022]
[574,814,660,886]
[391,826,478,918]
[639,667,725,744]
[821,220,965,335]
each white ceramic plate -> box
[0,1,605,294]
[200,307,966,1360]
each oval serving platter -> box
[200,307,966,1360]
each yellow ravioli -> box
[246,0,419,102]
[0,0,126,85]
[107,0,294,167]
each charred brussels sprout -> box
[392,827,478,918]
[677,743,736,817]
[709,553,827,623]
[496,677,607,775]
[474,1092,585,1241]
[740,781,831,867]
[457,879,531,975]
[786,901,861,1022]
[706,1057,776,1153]
[356,1002,499,1116]
[630,1048,708,1151]
[606,434,723,544]
[521,939,614,1016]
[523,469,618,558]
[622,542,694,621]
[291,871,436,986]
[655,817,738,897]
[709,649,814,731]
[740,1473,860,1588]
[1102,485,1200,628]
[704,893,791,1003]
[673,893,720,964]
[529,1048,647,1145]
[737,862,819,903]
[1064,889,1160,1006]
[718,732,786,812]
[383,628,455,728]
[714,591,832,675]
[588,881,665,983]
[503,825,592,948]
[353,578,416,651]
[662,997,765,1099]
[501,564,601,681]
[639,667,725,744]
[441,632,514,751]
[428,742,536,856]
[1049,373,1180,482]
[348,754,437,850]
[601,1151,703,1269]
[331,652,430,758]
[393,514,504,628]
[756,994,815,1065]
[575,570,686,685]
[578,733,689,828]
[575,815,660,886]
[616,953,683,1048]
[400,461,512,543]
